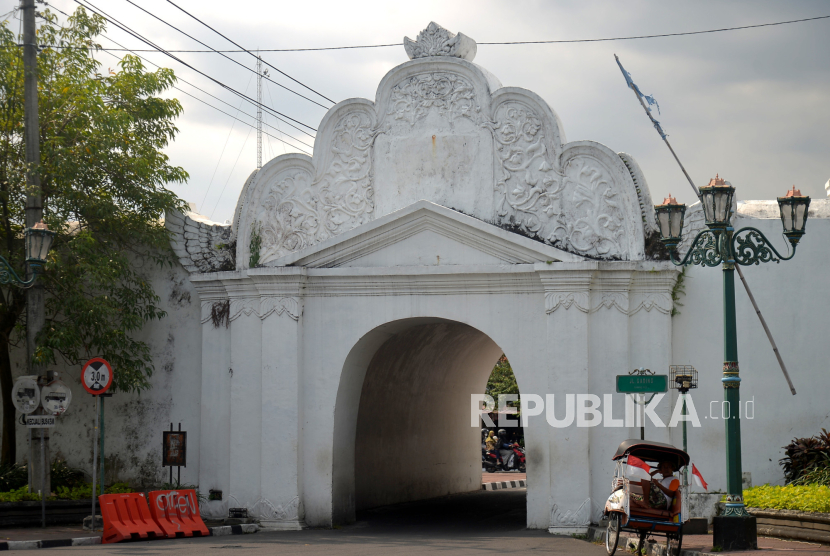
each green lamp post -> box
[655,177,810,549]
[0,220,55,287]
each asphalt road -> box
[33,489,605,555]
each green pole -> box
[99,396,105,497]
[682,394,688,487]
[722,264,749,517]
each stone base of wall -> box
[749,508,830,544]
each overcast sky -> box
[6,0,830,223]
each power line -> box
[71,0,318,133]
[44,2,315,144]
[94,39,313,154]
[98,33,315,144]
[165,0,335,104]
[210,126,253,220]
[121,0,331,109]
[199,73,253,213]
[25,13,830,52]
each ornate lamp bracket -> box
[0,257,40,288]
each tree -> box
[485,354,520,412]
[0,8,187,464]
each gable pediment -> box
[270,201,582,269]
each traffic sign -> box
[26,415,55,428]
[11,376,40,414]
[41,380,72,415]
[82,358,113,395]
[616,374,668,394]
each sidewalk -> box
[589,525,830,555]
[0,525,95,543]
[482,472,526,491]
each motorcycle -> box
[482,448,500,472]
[499,443,526,472]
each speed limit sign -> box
[82,358,113,395]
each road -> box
[32,489,605,555]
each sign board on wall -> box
[162,431,187,467]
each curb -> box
[587,525,713,556]
[0,524,258,550]
[482,479,526,491]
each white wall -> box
[7,257,202,489]
[671,204,830,494]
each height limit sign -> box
[82,358,113,395]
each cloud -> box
[41,0,830,221]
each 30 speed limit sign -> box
[82,358,113,395]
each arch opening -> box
[332,317,525,524]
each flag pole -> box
[614,55,701,200]
[614,54,795,395]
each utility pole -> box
[256,53,262,170]
[21,0,49,500]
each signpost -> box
[82,358,112,532]
[12,373,72,527]
[616,368,668,440]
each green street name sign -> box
[616,374,668,394]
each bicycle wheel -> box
[605,513,620,555]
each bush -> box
[743,484,830,514]
[780,430,830,484]
[51,458,86,490]
[0,463,28,491]
[0,482,133,502]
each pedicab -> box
[603,439,690,556]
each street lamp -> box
[0,220,55,287]
[655,176,810,548]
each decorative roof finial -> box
[404,22,477,62]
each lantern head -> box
[777,186,810,246]
[25,221,56,266]
[699,174,735,229]
[654,194,686,251]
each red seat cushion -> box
[630,507,672,519]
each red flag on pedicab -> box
[625,455,652,481]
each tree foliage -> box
[485,354,520,411]
[0,8,187,463]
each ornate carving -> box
[260,297,300,321]
[545,292,590,313]
[678,203,705,255]
[387,73,481,127]
[550,498,593,527]
[593,292,628,313]
[252,112,375,265]
[493,102,627,259]
[404,22,477,62]
[252,496,300,521]
[226,297,300,322]
[229,298,260,321]
[629,292,673,315]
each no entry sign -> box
[82,358,113,395]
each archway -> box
[332,317,523,523]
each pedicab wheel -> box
[605,513,620,555]
[666,531,683,556]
